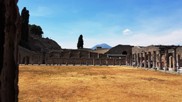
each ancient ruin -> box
[0,0,182,102]
[19,45,130,66]
[15,0,182,74]
[19,44,182,74]
[132,45,182,71]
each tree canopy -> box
[29,24,43,37]
[77,34,84,49]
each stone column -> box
[158,51,162,70]
[134,54,136,66]
[134,54,137,66]
[88,52,91,58]
[125,55,128,65]
[148,52,151,68]
[93,59,95,66]
[152,51,156,68]
[132,54,134,66]
[140,53,143,67]
[164,49,169,71]
[106,59,108,66]
[135,54,137,66]
[99,59,102,66]
[97,53,100,59]
[135,53,138,66]
[173,48,177,71]
[177,54,180,69]
[144,52,147,68]
[129,54,132,66]
[169,56,172,68]
[137,53,140,67]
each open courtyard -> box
[19,65,182,102]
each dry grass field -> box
[19,65,182,102]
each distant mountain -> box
[92,43,112,50]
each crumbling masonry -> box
[132,45,182,72]
[19,45,182,73]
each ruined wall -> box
[132,45,182,71]
[19,43,182,70]
[19,46,43,64]
[106,45,132,55]
[42,49,125,66]
[0,0,21,101]
[132,46,160,54]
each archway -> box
[122,51,127,55]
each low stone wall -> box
[19,46,43,64]
[45,58,126,66]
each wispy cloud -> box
[46,17,182,48]
[18,0,182,49]
[123,29,132,35]
[30,6,53,17]
[128,30,182,46]
[99,29,182,47]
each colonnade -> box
[132,48,178,71]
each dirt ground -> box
[19,65,182,102]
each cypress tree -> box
[77,34,84,49]
[20,7,29,46]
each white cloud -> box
[123,29,182,46]
[86,29,182,47]
[123,29,132,35]
[54,29,182,49]
[47,18,182,49]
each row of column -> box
[132,51,157,68]
[132,48,178,71]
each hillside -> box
[29,37,61,52]
[26,36,61,52]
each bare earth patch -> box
[19,65,182,102]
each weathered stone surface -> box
[132,45,182,72]
[0,0,20,101]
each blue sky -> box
[18,0,182,49]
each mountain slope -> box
[92,43,112,50]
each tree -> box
[0,0,20,101]
[20,7,29,47]
[20,7,29,42]
[29,24,43,37]
[77,34,84,49]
